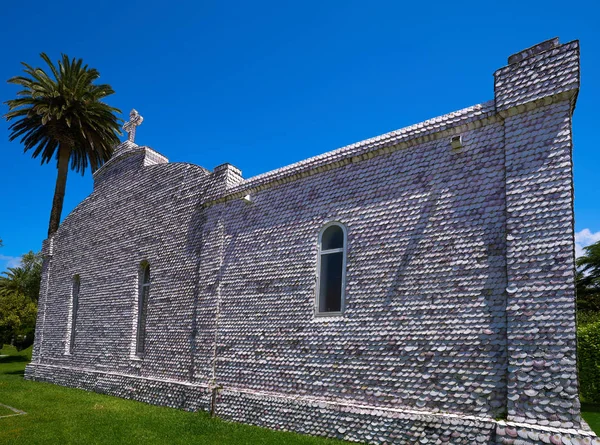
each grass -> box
[582,403,600,435]
[0,345,345,445]
[0,404,18,417]
[1,345,599,443]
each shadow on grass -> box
[0,356,29,364]
[582,403,600,413]
[4,370,25,376]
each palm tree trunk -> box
[48,144,70,236]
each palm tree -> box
[0,266,29,298]
[0,251,42,301]
[5,53,121,236]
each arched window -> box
[316,223,347,315]
[136,262,150,356]
[68,275,80,354]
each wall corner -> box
[204,163,244,201]
[494,38,580,115]
[501,84,580,428]
[28,235,55,369]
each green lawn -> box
[0,346,345,445]
[582,404,600,435]
[1,346,598,443]
[0,404,18,417]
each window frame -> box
[66,274,80,354]
[135,262,151,357]
[314,222,348,317]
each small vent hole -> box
[451,135,463,151]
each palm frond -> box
[5,52,122,174]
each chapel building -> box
[26,38,599,444]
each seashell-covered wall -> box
[25,38,598,444]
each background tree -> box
[577,240,600,321]
[5,53,121,236]
[0,251,42,349]
[0,251,43,301]
[0,292,37,349]
[576,240,600,402]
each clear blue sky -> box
[0,0,598,271]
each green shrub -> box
[578,321,600,403]
[579,311,600,328]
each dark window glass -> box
[70,276,80,353]
[321,225,343,250]
[137,264,150,355]
[142,264,150,285]
[319,252,343,312]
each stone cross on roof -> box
[123,109,143,143]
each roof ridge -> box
[234,99,495,192]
